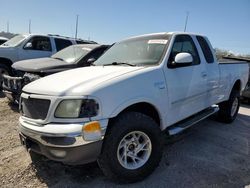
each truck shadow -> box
[28,130,196,186]
[241,103,250,109]
[28,112,250,187]
[30,154,104,186]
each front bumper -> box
[19,119,107,165]
[2,74,23,103]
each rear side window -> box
[55,38,72,51]
[196,36,214,63]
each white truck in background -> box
[0,34,96,86]
[18,32,248,183]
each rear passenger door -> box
[164,35,207,124]
[196,36,220,105]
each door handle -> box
[201,72,207,78]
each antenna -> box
[29,19,31,34]
[184,11,189,32]
[7,21,9,33]
[75,14,79,39]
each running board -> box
[167,106,219,136]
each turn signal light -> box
[82,121,102,141]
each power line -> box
[7,21,9,33]
[29,19,31,34]
[75,14,79,39]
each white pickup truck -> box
[19,32,249,183]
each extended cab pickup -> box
[19,32,249,183]
[0,34,96,86]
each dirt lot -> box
[0,94,250,188]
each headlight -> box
[55,99,99,118]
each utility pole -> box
[29,19,31,34]
[75,14,79,39]
[184,11,189,32]
[7,21,9,33]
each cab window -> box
[55,38,72,51]
[168,35,200,68]
[24,36,52,51]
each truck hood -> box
[23,66,144,96]
[12,58,72,72]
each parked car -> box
[18,32,248,183]
[0,33,97,87]
[0,36,8,45]
[2,44,109,103]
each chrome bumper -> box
[19,119,108,164]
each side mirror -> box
[87,58,96,64]
[174,52,193,64]
[24,42,33,49]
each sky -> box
[0,0,249,54]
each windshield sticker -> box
[148,39,168,44]
[81,47,92,51]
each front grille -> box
[21,97,51,120]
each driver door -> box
[19,36,53,60]
[164,35,207,125]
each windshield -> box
[2,35,26,47]
[51,45,91,64]
[94,35,170,66]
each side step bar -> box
[167,106,219,136]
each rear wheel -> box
[217,90,240,123]
[98,112,163,183]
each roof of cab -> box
[123,31,206,41]
[19,33,97,44]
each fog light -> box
[82,121,102,141]
[49,149,66,158]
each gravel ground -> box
[0,94,250,188]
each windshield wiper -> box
[103,62,136,67]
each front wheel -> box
[98,112,163,183]
[217,90,240,123]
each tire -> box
[217,90,240,123]
[0,64,11,90]
[98,111,163,183]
